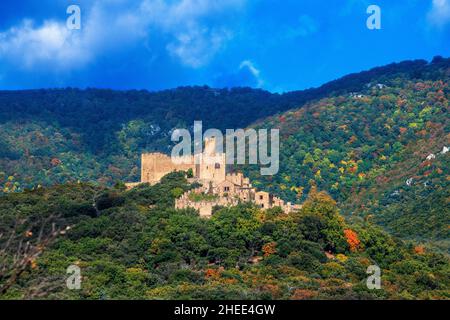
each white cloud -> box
[285,15,319,39]
[240,60,263,87]
[428,0,450,27]
[0,20,88,70]
[0,2,146,71]
[167,27,232,68]
[140,0,245,67]
[0,0,246,70]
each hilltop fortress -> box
[126,138,300,217]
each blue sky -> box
[0,0,449,92]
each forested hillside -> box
[244,58,449,245]
[1,173,448,299]
[0,57,449,246]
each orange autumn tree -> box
[344,229,360,252]
[414,245,425,255]
[204,268,221,280]
[262,242,277,257]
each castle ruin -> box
[126,138,300,217]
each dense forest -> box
[1,173,448,299]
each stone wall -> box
[141,153,195,185]
[175,189,240,218]
[196,153,226,184]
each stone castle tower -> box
[195,137,226,184]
